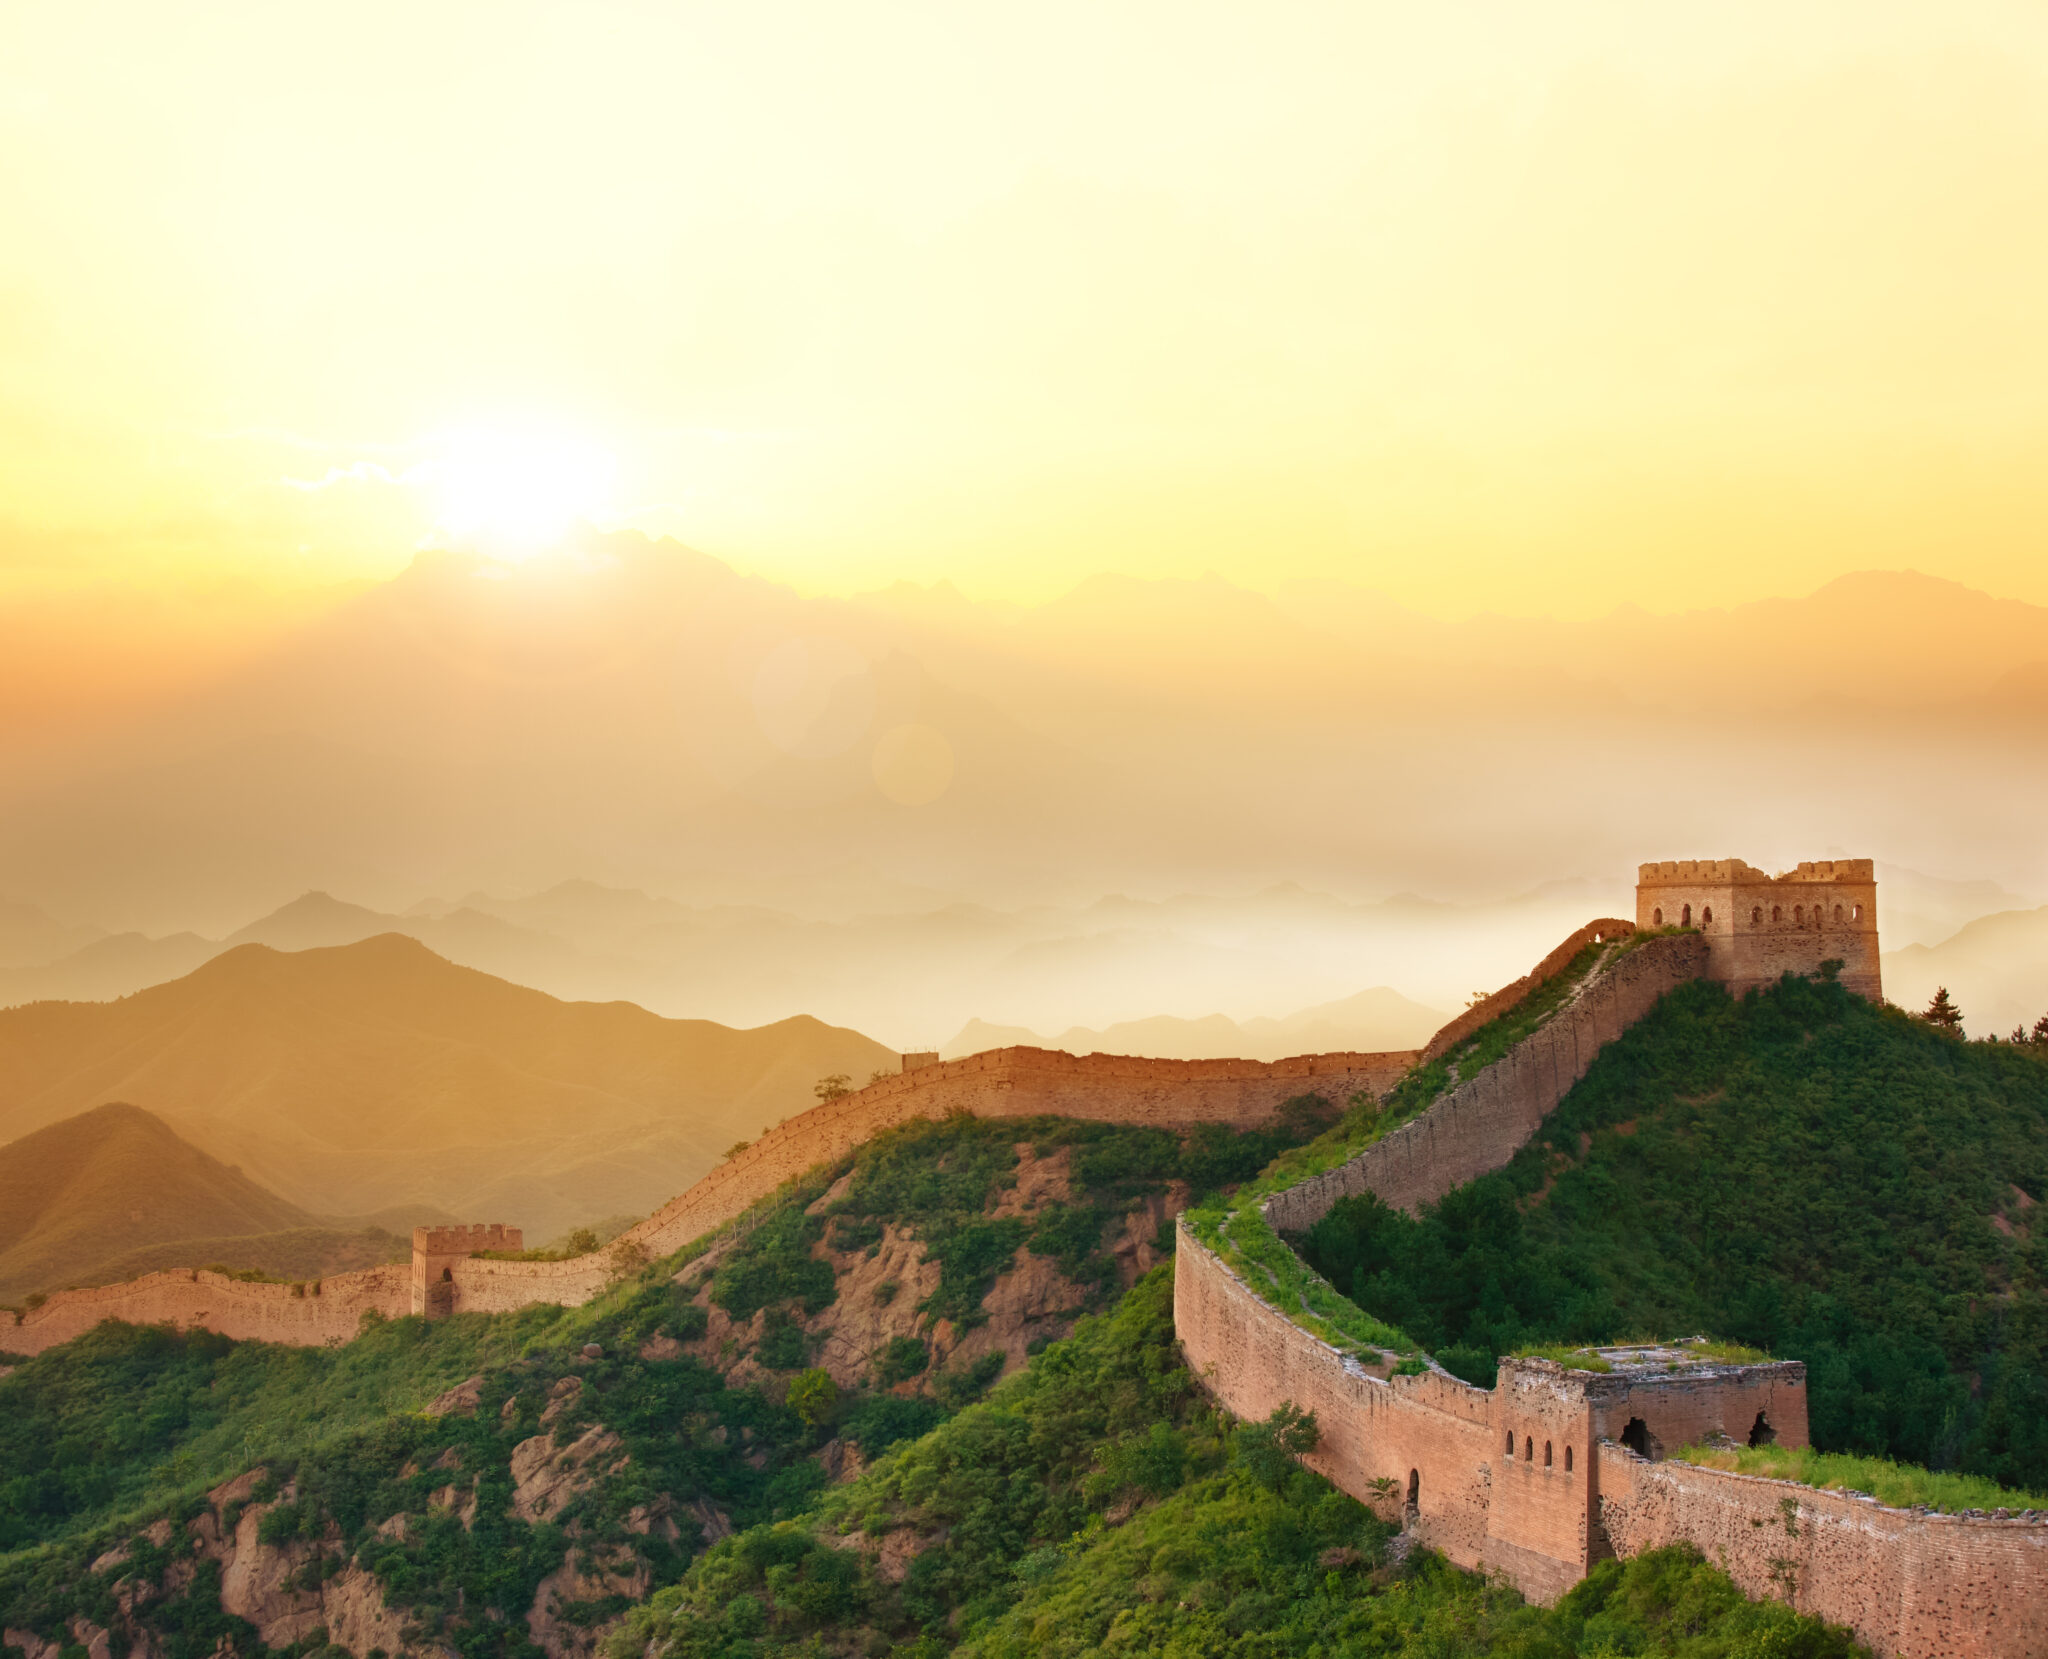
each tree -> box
[1234,1400,1320,1487]
[787,1366,839,1429]
[1922,987,1964,1033]
[814,1074,853,1104]
[2034,1013,2048,1045]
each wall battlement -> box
[1636,853,1880,1003]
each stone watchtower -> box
[1636,858,1879,1003]
[411,1223,521,1317]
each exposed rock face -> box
[52,1471,430,1659]
[526,1548,652,1659]
[424,1374,485,1417]
[511,1424,628,1524]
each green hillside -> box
[0,1106,1867,1659]
[0,1103,407,1303]
[1298,973,2048,1490]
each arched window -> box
[1853,903,1863,922]
[1751,906,1762,925]
[1794,905,1804,923]
[1565,1446,1574,1472]
[1544,1441,1553,1468]
[1834,904,1844,923]
[1653,907,1663,925]
[1523,1435,1534,1461]
[1772,905,1781,923]
[1407,1468,1420,1509]
[1749,1412,1776,1447]
[1681,903,1692,925]
[440,1266,453,1282]
[1505,1428,1515,1456]
[1701,907,1712,925]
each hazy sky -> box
[5,1,2048,617]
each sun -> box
[424,426,617,558]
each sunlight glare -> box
[424,427,617,559]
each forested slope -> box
[0,1105,1867,1659]
[1298,974,2048,1489]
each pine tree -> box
[1923,986,1964,1033]
[2033,1012,2048,1045]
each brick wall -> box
[1419,919,1637,1065]
[1597,1444,2048,1659]
[13,1043,1415,1355]
[10,1263,411,1355]
[1264,934,1709,1231]
[1637,858,1881,1003]
[618,1044,1419,1263]
[1172,1222,1500,1574]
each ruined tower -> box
[411,1223,522,1317]
[1635,858,1880,1002]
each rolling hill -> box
[0,935,898,1239]
[1883,905,2048,1039]
[0,1103,408,1302]
[943,984,1447,1062]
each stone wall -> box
[1637,858,1881,1003]
[11,1043,1415,1356]
[1172,1221,1501,1575]
[1597,1443,2048,1659]
[1264,934,1709,1231]
[10,1263,411,1355]
[1419,919,1636,1065]
[618,1044,1418,1264]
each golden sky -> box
[4,1,2047,617]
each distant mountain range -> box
[0,1102,410,1304]
[1882,907,2048,1040]
[1,546,2044,973]
[0,934,898,1240]
[945,984,1447,1064]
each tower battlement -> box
[1636,856,1879,1002]
[411,1222,522,1317]
[412,1223,521,1254]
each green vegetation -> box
[1179,942,1623,1369]
[816,1108,1333,1336]
[608,1270,1865,1659]
[1508,1345,1613,1373]
[1296,973,2048,1491]
[1670,1443,2048,1515]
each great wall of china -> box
[7,856,2044,1657]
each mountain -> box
[2,546,2045,952]
[0,1109,1866,1659]
[0,1103,376,1302]
[0,935,899,1239]
[942,984,1447,1062]
[1883,905,2048,1038]
[0,899,103,972]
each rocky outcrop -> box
[511,1425,629,1525]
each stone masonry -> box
[1637,857,1880,1002]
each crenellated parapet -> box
[1636,856,1880,1002]
[411,1222,523,1317]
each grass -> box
[1183,1206,1415,1361]
[1509,1344,1613,1373]
[1181,938,1622,1367]
[1670,1444,2048,1515]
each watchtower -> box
[411,1223,522,1317]
[1485,1342,1809,1600]
[1636,858,1879,1002]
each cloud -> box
[277,461,400,492]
